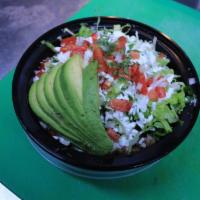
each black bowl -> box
[12,16,200,179]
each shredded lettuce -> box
[78,24,93,37]
[113,24,131,34]
[41,40,57,53]
[166,90,185,113]
[107,78,128,98]
[160,68,174,76]
[157,57,170,66]
[143,89,186,135]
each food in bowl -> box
[28,22,195,156]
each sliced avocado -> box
[43,65,85,141]
[36,72,84,141]
[54,61,87,132]
[57,56,113,155]
[60,54,84,114]
[29,77,94,151]
[53,65,85,127]
[29,56,113,155]
[29,82,78,142]
[53,64,99,152]
[82,61,113,155]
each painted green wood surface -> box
[0,0,200,199]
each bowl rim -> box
[12,16,200,171]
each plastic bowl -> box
[12,17,200,179]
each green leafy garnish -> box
[157,57,170,66]
[41,40,57,53]
[107,78,128,98]
[97,37,116,55]
[78,24,93,37]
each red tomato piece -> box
[109,99,132,112]
[100,80,112,90]
[83,40,90,47]
[61,44,87,53]
[148,89,158,101]
[141,84,148,95]
[115,36,127,51]
[128,64,140,81]
[60,46,69,53]
[119,73,131,80]
[107,66,116,74]
[138,72,146,84]
[107,128,120,142]
[39,62,45,70]
[35,70,44,77]
[158,52,166,59]
[130,50,140,59]
[91,33,98,42]
[117,68,131,80]
[93,45,105,64]
[107,55,115,61]
[61,36,76,46]
[156,75,163,81]
[97,61,108,73]
[60,44,75,52]
[155,86,166,98]
[146,78,153,87]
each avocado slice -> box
[29,76,94,150]
[29,55,113,155]
[29,82,79,142]
[56,55,113,155]
[43,65,87,142]
[82,61,113,154]
[36,72,84,141]
[54,61,87,133]
[59,54,84,115]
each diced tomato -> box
[107,67,119,79]
[132,70,143,84]
[61,36,76,46]
[109,99,132,112]
[107,55,115,61]
[39,62,45,69]
[107,128,120,142]
[156,75,163,81]
[61,45,87,56]
[83,40,90,47]
[91,33,97,42]
[141,84,148,95]
[100,80,112,90]
[93,45,105,64]
[119,73,131,80]
[35,70,44,77]
[130,50,140,59]
[117,68,130,80]
[155,86,166,98]
[128,64,140,78]
[148,89,158,101]
[146,78,153,87]
[158,52,166,59]
[60,46,68,53]
[115,36,127,51]
[107,66,116,74]
[121,54,126,60]
[97,61,108,73]
[60,44,74,52]
[138,72,146,84]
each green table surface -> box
[1,0,200,199]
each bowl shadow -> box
[74,161,170,198]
